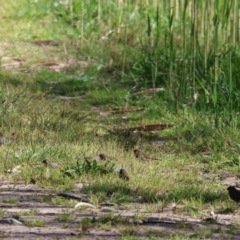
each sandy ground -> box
[1,178,240,240]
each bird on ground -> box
[84,153,116,162]
[84,154,104,162]
[119,168,130,181]
[99,153,106,160]
[133,149,158,161]
[227,186,240,203]
[129,131,142,143]
[42,159,63,168]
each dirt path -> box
[0,41,87,75]
[0,179,240,240]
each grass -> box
[0,73,236,206]
[25,219,46,227]
[0,71,238,234]
[0,209,6,217]
[0,0,240,238]
[80,215,140,235]
[2,197,18,204]
[52,197,78,207]
[119,226,138,237]
[55,210,76,222]
[18,209,39,216]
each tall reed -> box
[6,0,240,126]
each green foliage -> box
[35,71,89,96]
[63,159,117,177]
[25,220,46,227]
[1,2,240,238]
[2,1,240,127]
[167,185,224,203]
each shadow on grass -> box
[36,76,88,96]
[81,181,133,204]
[0,69,89,96]
[165,185,227,203]
[32,70,125,108]
[154,123,227,155]
[0,73,23,87]
[81,181,227,204]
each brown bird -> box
[133,149,158,161]
[84,153,115,162]
[227,186,240,203]
[99,153,107,160]
[129,131,142,143]
[84,154,104,162]
[119,168,129,181]
[42,159,63,168]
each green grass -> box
[1,0,240,120]
[55,210,76,222]
[0,72,237,208]
[2,197,18,204]
[18,209,39,216]
[25,219,46,227]
[0,209,6,217]
[0,0,240,238]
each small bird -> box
[99,153,106,160]
[84,153,115,162]
[42,159,63,168]
[119,168,129,181]
[29,178,37,184]
[227,186,240,203]
[84,154,103,162]
[129,131,142,143]
[133,149,158,161]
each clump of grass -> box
[18,208,39,216]
[52,197,77,207]
[80,214,132,234]
[219,202,236,214]
[79,217,94,233]
[119,226,138,237]
[2,197,18,204]
[25,219,46,227]
[0,209,6,217]
[96,214,129,226]
[63,159,117,177]
[55,210,75,222]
